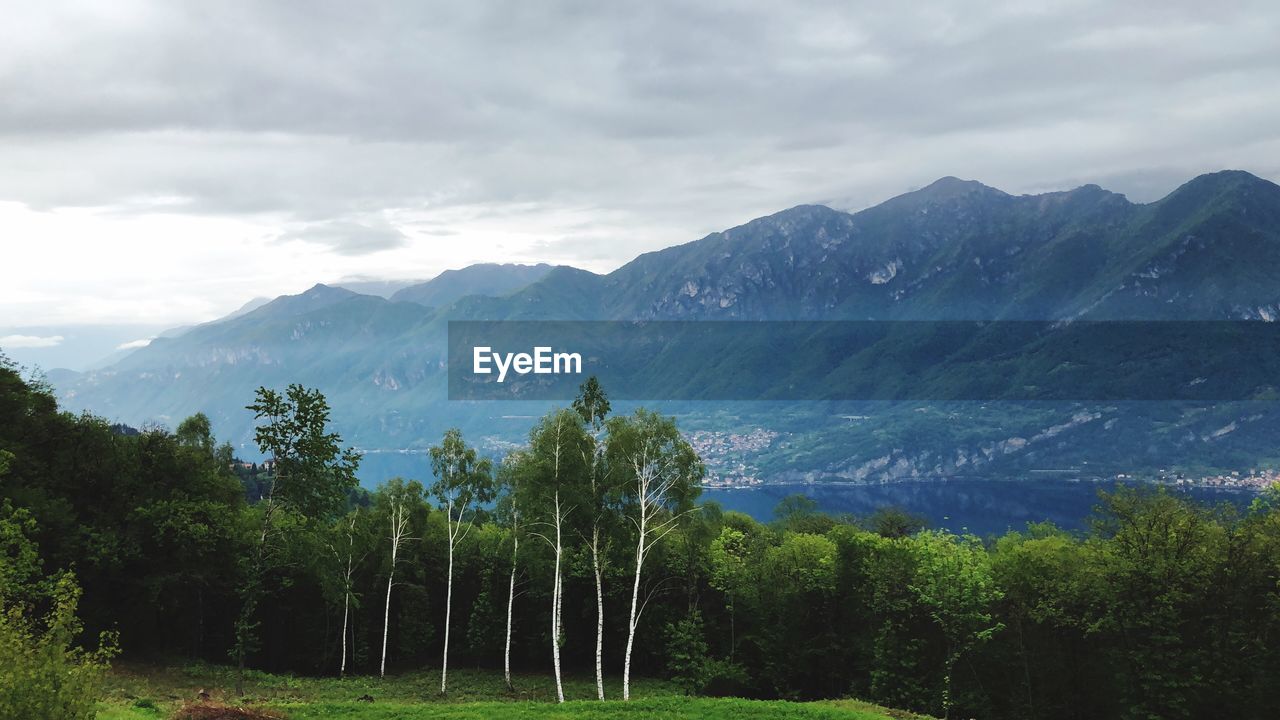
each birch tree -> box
[429,429,494,695]
[375,479,422,678]
[328,507,368,678]
[606,409,703,701]
[572,377,613,700]
[517,408,590,704]
[236,384,359,696]
[495,457,525,691]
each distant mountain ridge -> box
[391,263,558,308]
[450,170,1280,322]
[50,170,1280,483]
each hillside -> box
[47,171,1280,483]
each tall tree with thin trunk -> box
[376,479,421,678]
[429,429,494,696]
[235,384,360,696]
[517,408,591,704]
[910,530,1003,719]
[572,377,613,700]
[607,409,703,701]
[328,507,367,678]
[495,457,525,691]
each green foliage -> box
[775,495,837,534]
[13,363,1280,719]
[0,507,117,720]
[864,507,929,539]
[237,384,363,691]
[572,375,611,431]
[908,531,1003,717]
[664,610,711,695]
[246,384,361,519]
[605,407,705,514]
[0,501,44,606]
[429,428,495,515]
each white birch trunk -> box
[441,499,455,695]
[340,587,350,678]
[338,510,357,678]
[620,444,684,702]
[592,528,605,700]
[380,501,408,679]
[550,491,566,703]
[380,569,394,677]
[622,498,646,701]
[504,525,518,690]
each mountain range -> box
[44,170,1280,485]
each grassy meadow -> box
[96,663,929,720]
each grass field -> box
[97,662,930,719]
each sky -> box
[3,0,1280,341]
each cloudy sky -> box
[3,0,1280,338]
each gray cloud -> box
[1,1,1279,263]
[279,217,408,256]
[0,334,64,349]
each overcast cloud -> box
[2,0,1279,327]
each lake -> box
[356,453,1259,536]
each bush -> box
[701,659,753,698]
[665,611,711,695]
[0,501,117,720]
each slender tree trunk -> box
[442,536,453,694]
[236,494,276,696]
[622,505,646,701]
[340,587,350,678]
[942,648,957,720]
[195,585,204,658]
[550,492,565,703]
[380,569,394,677]
[592,527,605,700]
[381,501,409,679]
[729,592,735,663]
[504,527,518,691]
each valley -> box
[43,170,1280,490]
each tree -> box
[864,506,929,539]
[990,524,1093,720]
[1088,488,1227,720]
[708,525,754,663]
[133,413,244,660]
[607,408,704,700]
[665,609,710,695]
[175,412,216,454]
[235,385,360,695]
[495,456,525,691]
[572,376,613,700]
[429,429,494,695]
[516,408,591,703]
[328,507,367,678]
[909,531,1004,719]
[375,479,422,678]
[758,531,842,697]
